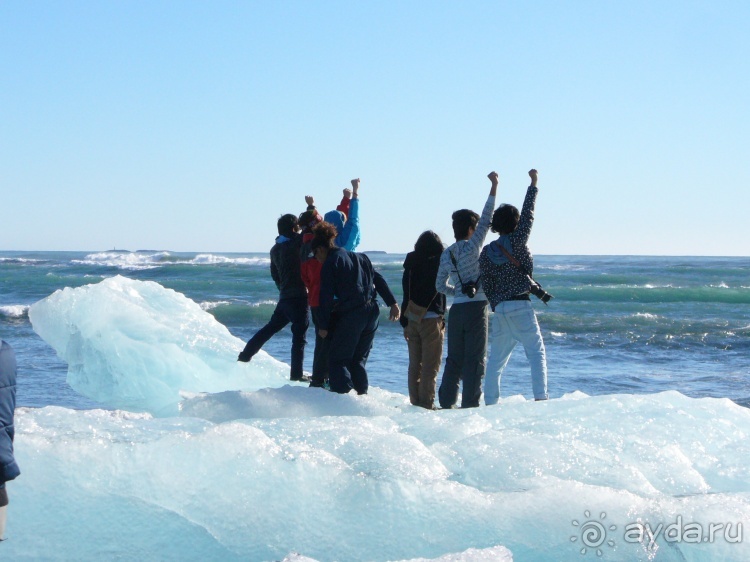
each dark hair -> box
[277,214,298,237]
[310,221,338,252]
[452,209,480,240]
[490,204,520,235]
[414,230,444,257]
[298,210,322,231]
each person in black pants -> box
[311,222,400,394]
[238,214,310,382]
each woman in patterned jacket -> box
[479,169,549,404]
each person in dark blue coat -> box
[238,214,310,382]
[311,222,400,395]
[0,340,20,541]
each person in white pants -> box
[479,169,549,403]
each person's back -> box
[312,223,399,395]
[479,181,537,308]
[401,231,447,409]
[319,247,388,315]
[402,250,445,311]
[270,232,306,300]
[434,172,497,409]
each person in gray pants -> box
[435,172,498,408]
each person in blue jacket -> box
[323,178,362,251]
[311,222,400,395]
[0,340,20,541]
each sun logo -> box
[571,510,617,556]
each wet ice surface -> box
[11,276,749,561]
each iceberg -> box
[12,276,749,561]
[29,275,297,414]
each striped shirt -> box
[435,192,496,305]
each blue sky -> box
[2,1,749,255]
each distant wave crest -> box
[72,251,270,270]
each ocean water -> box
[1,250,749,561]
[2,251,749,409]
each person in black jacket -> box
[400,231,446,409]
[238,214,310,382]
[0,340,20,541]
[311,222,400,395]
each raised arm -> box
[336,188,351,218]
[338,181,361,251]
[515,169,539,246]
[470,172,498,249]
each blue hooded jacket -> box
[0,341,20,486]
[324,198,361,251]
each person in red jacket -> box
[298,182,361,387]
[298,204,327,387]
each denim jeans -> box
[328,301,380,395]
[438,300,488,409]
[485,300,548,403]
[240,296,309,379]
[309,306,331,386]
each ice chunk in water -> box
[29,275,294,414]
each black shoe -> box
[237,351,252,362]
[291,374,311,382]
[309,380,325,388]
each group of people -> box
[238,170,549,409]
[238,179,397,395]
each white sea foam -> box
[72,251,271,270]
[632,312,660,320]
[0,304,29,318]
[0,257,43,264]
[539,264,589,271]
[73,251,168,270]
[249,299,278,307]
[19,276,750,561]
[192,253,270,266]
[199,300,232,311]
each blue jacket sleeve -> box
[374,271,397,307]
[339,199,361,251]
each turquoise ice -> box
[12,276,750,561]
